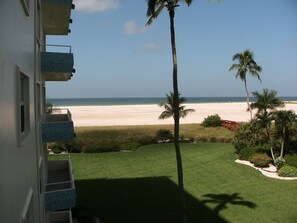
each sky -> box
[46,0,297,98]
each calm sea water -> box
[47,97,297,106]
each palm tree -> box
[251,89,284,162]
[146,1,192,222]
[159,92,195,120]
[250,89,284,115]
[254,111,276,162]
[229,50,262,120]
[273,110,297,158]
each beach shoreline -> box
[59,102,297,127]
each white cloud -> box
[145,42,163,53]
[124,21,147,35]
[74,0,120,13]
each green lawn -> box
[52,143,297,223]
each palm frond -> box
[229,63,240,72]
[158,111,173,119]
[146,3,165,26]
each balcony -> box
[41,45,75,81]
[49,210,73,223]
[45,160,76,211]
[42,0,74,35]
[42,109,75,142]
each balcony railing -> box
[42,109,75,142]
[42,0,74,35]
[45,160,76,211]
[49,210,73,223]
[41,45,75,81]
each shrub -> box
[278,165,297,177]
[64,139,84,153]
[284,153,297,168]
[238,147,259,161]
[137,135,157,145]
[121,141,141,151]
[156,129,173,142]
[48,142,65,154]
[201,114,222,127]
[251,153,272,168]
[233,121,267,151]
[196,137,208,142]
[82,140,121,153]
[209,136,217,142]
[275,157,286,170]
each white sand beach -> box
[63,102,297,127]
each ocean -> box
[46,97,297,106]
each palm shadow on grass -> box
[75,176,234,223]
[201,193,257,214]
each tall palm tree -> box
[229,50,262,120]
[159,92,195,119]
[146,1,192,222]
[250,89,284,115]
[273,110,297,158]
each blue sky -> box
[47,0,297,98]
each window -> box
[20,0,30,16]
[21,188,34,223]
[19,71,30,144]
[36,83,41,121]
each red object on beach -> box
[222,120,239,131]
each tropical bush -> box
[48,142,65,154]
[238,147,260,161]
[64,139,84,153]
[284,153,297,168]
[155,129,173,142]
[277,165,297,177]
[201,114,222,127]
[251,153,272,168]
[233,121,267,151]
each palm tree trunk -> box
[169,8,187,223]
[244,78,252,120]
[280,128,285,158]
[266,125,276,163]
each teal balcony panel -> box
[41,52,74,81]
[42,0,74,35]
[42,109,74,142]
[45,160,76,211]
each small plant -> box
[275,157,286,170]
[45,103,53,114]
[251,153,272,168]
[48,142,65,154]
[156,129,173,142]
[201,114,222,127]
[277,165,297,177]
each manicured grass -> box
[51,143,297,223]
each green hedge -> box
[284,153,297,168]
[278,165,297,177]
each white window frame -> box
[17,67,30,145]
